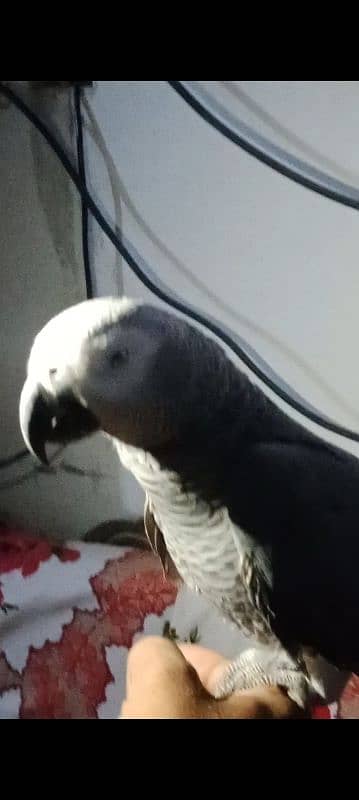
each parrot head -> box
[19,297,220,464]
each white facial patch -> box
[26,297,140,390]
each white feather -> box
[116,440,273,643]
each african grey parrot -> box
[19,297,359,706]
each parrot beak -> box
[19,378,99,465]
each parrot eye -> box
[109,350,127,369]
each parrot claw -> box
[162,621,201,644]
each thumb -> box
[121,636,209,718]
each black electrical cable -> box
[74,85,93,299]
[2,81,359,446]
[0,85,92,473]
[168,81,359,212]
[0,86,92,473]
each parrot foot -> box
[212,647,309,709]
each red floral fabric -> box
[0,526,355,719]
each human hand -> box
[121,637,303,718]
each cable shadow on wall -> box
[84,96,359,426]
[220,81,359,186]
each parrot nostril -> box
[49,368,57,377]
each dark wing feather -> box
[227,440,359,672]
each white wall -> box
[2,81,359,539]
[88,81,359,449]
[0,83,142,539]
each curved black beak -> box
[19,379,100,465]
